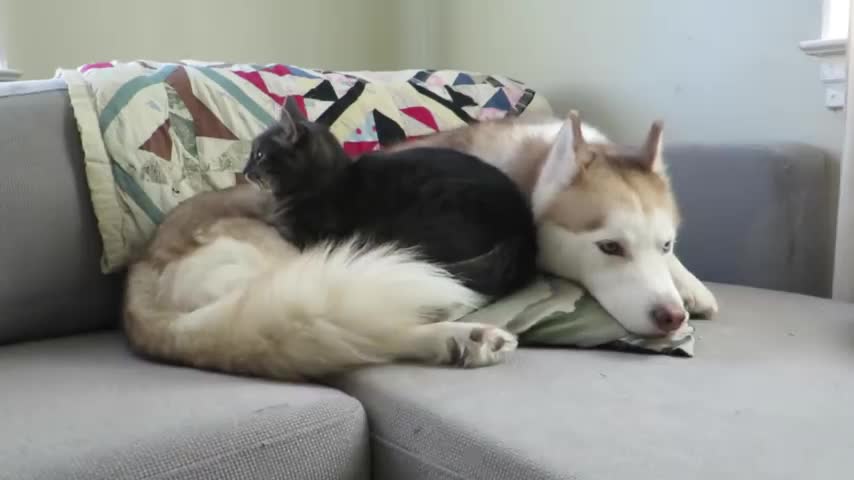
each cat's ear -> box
[284,96,307,122]
[278,98,306,143]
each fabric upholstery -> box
[0,79,122,345]
[334,284,854,480]
[667,144,834,297]
[0,332,369,480]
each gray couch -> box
[1,79,852,480]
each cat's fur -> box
[123,184,520,381]
[243,102,538,299]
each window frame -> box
[802,0,850,57]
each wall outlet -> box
[820,61,847,82]
[825,83,846,109]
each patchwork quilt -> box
[60,60,694,357]
[60,60,552,272]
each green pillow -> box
[460,275,695,357]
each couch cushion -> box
[667,144,834,297]
[0,79,122,345]
[333,284,854,480]
[0,332,369,480]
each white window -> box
[823,0,851,40]
[801,0,850,57]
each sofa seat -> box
[334,284,854,480]
[0,332,369,480]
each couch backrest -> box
[667,143,834,298]
[0,78,837,346]
[0,80,122,345]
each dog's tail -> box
[124,240,483,380]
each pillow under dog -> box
[460,275,695,357]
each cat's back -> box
[353,147,531,224]
[358,147,514,187]
[350,146,537,297]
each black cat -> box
[243,104,538,299]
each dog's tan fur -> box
[124,185,519,381]
[546,115,679,234]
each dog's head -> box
[243,100,348,195]
[534,112,685,337]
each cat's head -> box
[243,100,349,195]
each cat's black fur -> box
[243,104,538,299]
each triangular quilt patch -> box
[374,110,406,146]
[163,68,238,142]
[483,88,512,111]
[401,106,439,132]
[453,73,475,86]
[303,98,335,121]
[233,70,285,105]
[304,80,338,102]
[139,119,172,161]
[262,64,291,76]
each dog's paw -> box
[447,324,517,368]
[680,282,719,319]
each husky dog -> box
[242,103,538,300]
[388,112,719,337]
[123,185,521,381]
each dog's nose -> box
[651,304,687,332]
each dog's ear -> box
[568,110,586,152]
[641,120,665,173]
[531,112,588,218]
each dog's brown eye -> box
[254,151,265,161]
[596,240,625,257]
[662,241,673,253]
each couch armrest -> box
[665,143,835,298]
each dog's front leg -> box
[668,255,719,318]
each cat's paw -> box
[446,324,517,368]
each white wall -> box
[1,0,843,161]
[0,0,399,79]
[399,0,844,160]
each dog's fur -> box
[242,102,538,299]
[123,185,525,380]
[389,112,719,337]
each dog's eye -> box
[596,240,625,257]
[254,151,265,161]
[662,241,673,253]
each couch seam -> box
[133,402,365,480]
[371,433,470,480]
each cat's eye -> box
[596,240,625,257]
[662,240,673,253]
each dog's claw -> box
[681,284,719,319]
